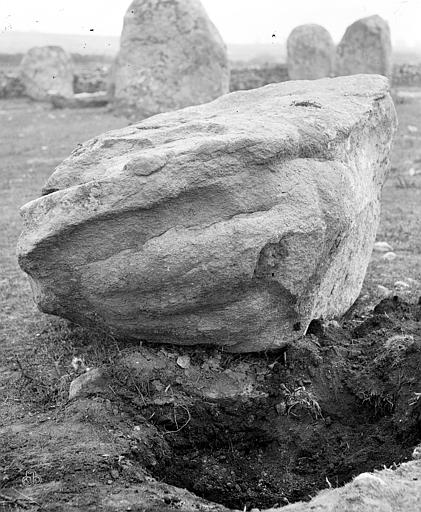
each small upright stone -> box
[112,0,230,118]
[19,46,74,101]
[287,24,335,80]
[335,15,392,77]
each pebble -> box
[353,473,387,487]
[377,285,391,297]
[382,251,397,262]
[373,241,393,252]
[275,402,286,415]
[384,334,414,350]
[68,368,104,400]
[176,355,191,369]
[325,319,340,328]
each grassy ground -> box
[0,100,126,352]
[0,94,420,511]
[363,96,421,297]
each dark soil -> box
[104,296,421,510]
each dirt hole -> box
[114,297,421,511]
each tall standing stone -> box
[19,46,74,101]
[287,24,335,80]
[112,0,230,118]
[335,15,392,77]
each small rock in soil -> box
[374,241,393,252]
[176,355,191,369]
[394,280,410,289]
[377,284,392,297]
[384,334,414,350]
[68,368,105,400]
[382,251,397,261]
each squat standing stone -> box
[287,24,335,80]
[19,46,74,101]
[112,0,230,118]
[335,15,392,77]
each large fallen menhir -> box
[18,75,397,352]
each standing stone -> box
[112,0,230,118]
[19,46,74,101]
[287,24,335,80]
[18,75,397,353]
[335,15,392,77]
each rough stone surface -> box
[18,75,397,352]
[287,24,335,80]
[112,0,230,118]
[335,15,392,78]
[19,46,74,101]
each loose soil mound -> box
[4,296,418,511]
[109,296,420,509]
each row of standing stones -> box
[16,1,398,353]
[287,16,391,80]
[16,0,391,118]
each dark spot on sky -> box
[272,33,276,38]
[89,28,94,32]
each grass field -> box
[0,93,420,511]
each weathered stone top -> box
[20,75,394,247]
[40,74,391,193]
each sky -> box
[0,0,420,48]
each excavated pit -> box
[111,297,421,510]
